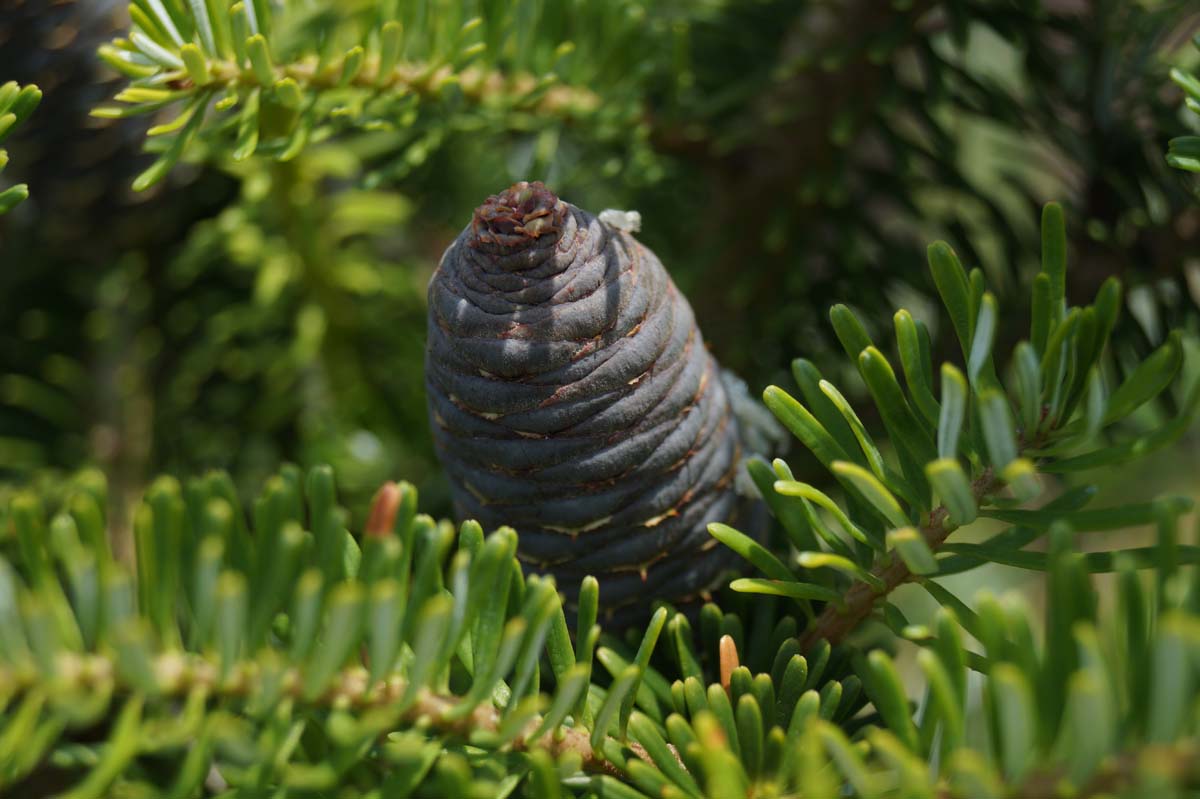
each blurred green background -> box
[1,0,1198,534]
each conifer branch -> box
[799,469,998,650]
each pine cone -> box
[426,182,764,619]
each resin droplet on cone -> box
[426,182,764,619]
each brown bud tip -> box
[719,634,739,694]
[366,481,400,538]
[469,181,565,251]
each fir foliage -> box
[2,4,1200,797]
[1169,36,1200,173]
[1,205,1197,797]
[96,0,1200,373]
[3,0,1198,512]
[0,81,40,214]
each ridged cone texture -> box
[426,182,759,619]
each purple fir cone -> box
[426,182,771,621]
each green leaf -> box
[1082,367,1106,437]
[967,292,997,386]
[894,310,940,426]
[444,618,526,722]
[233,88,260,161]
[95,45,159,78]
[735,695,765,778]
[1030,273,1052,358]
[5,84,40,127]
[830,304,874,362]
[596,647,665,725]
[304,581,365,700]
[670,614,703,684]
[978,389,1018,470]
[729,578,845,609]
[406,593,457,706]
[947,750,1004,799]
[544,602,575,687]
[339,46,366,87]
[816,379,892,479]
[937,364,967,460]
[1057,670,1115,785]
[1039,307,1079,424]
[773,481,873,547]
[1011,341,1042,436]
[591,665,641,752]
[831,461,909,529]
[367,579,401,683]
[1168,137,1200,171]
[133,91,210,191]
[529,663,590,743]
[791,360,862,467]
[575,575,599,665]
[777,656,810,727]
[246,522,305,649]
[1057,308,1099,422]
[763,386,848,469]
[1171,66,1200,99]
[860,347,937,467]
[129,31,184,68]
[1146,615,1196,743]
[274,77,304,110]
[215,571,247,682]
[12,494,51,587]
[180,43,211,85]
[796,552,884,590]
[859,650,919,751]
[917,648,964,754]
[1044,382,1200,472]
[746,458,818,553]
[248,33,276,86]
[628,713,702,798]
[289,569,323,662]
[57,697,143,799]
[619,607,667,737]
[925,458,976,526]
[940,543,1200,573]
[707,522,793,581]
[980,497,1192,532]
[1103,332,1183,426]
[494,695,544,746]
[507,576,559,704]
[1041,202,1067,321]
[928,242,972,358]
[988,663,1037,781]
[867,729,933,798]
[705,682,741,758]
[467,530,513,666]
[188,0,217,54]
[229,3,251,64]
[818,721,881,799]
[886,527,937,575]
[1000,458,1040,503]
[691,712,750,797]
[0,185,30,215]
[379,21,404,84]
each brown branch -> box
[799,468,998,651]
